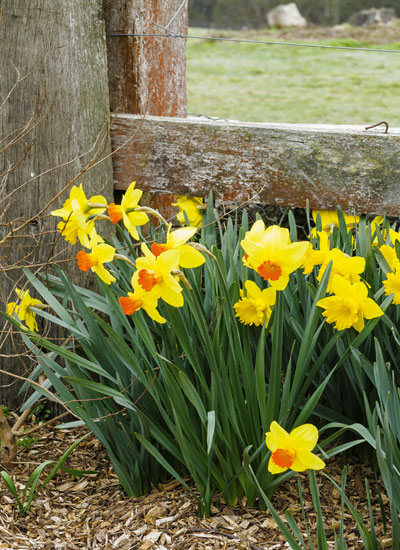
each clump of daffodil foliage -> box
[4,183,400,526]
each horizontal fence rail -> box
[111,114,400,215]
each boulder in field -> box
[349,8,395,26]
[267,3,307,28]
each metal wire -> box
[107,31,400,54]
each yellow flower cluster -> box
[235,210,385,333]
[50,183,206,323]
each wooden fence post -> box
[0,1,114,408]
[103,0,188,214]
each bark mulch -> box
[0,425,393,550]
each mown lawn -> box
[186,27,400,125]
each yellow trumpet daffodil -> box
[132,244,183,307]
[233,280,276,327]
[241,224,308,291]
[310,209,359,238]
[151,226,205,269]
[172,196,203,227]
[265,421,325,474]
[317,248,365,293]
[107,181,149,240]
[383,264,400,305]
[51,184,107,248]
[7,288,44,332]
[317,275,383,332]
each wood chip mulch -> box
[0,425,393,550]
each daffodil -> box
[303,231,330,275]
[132,244,183,307]
[6,288,44,332]
[107,181,149,240]
[151,227,205,269]
[265,421,325,474]
[317,275,383,332]
[76,235,116,285]
[383,265,400,305]
[310,209,359,238]
[317,248,365,293]
[233,280,276,327]
[172,196,203,227]
[379,244,399,271]
[119,285,166,323]
[241,224,308,291]
[51,184,107,248]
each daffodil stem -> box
[87,202,107,209]
[172,270,192,290]
[135,207,169,228]
[114,254,136,268]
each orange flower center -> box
[151,242,171,257]
[108,203,123,224]
[258,260,282,281]
[138,269,162,291]
[77,251,97,271]
[271,448,295,469]
[119,296,142,315]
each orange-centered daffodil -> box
[108,181,149,240]
[76,235,116,285]
[151,227,205,269]
[265,421,325,474]
[119,285,166,324]
[132,244,183,307]
[241,223,308,291]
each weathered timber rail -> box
[111,114,400,215]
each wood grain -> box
[111,115,400,215]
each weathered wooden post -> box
[103,0,188,213]
[0,1,114,408]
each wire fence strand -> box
[107,31,400,55]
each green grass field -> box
[186,27,400,125]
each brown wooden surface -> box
[111,115,400,216]
[0,1,114,408]
[103,0,187,116]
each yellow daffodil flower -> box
[172,196,203,227]
[233,280,276,327]
[151,227,205,269]
[317,248,365,293]
[7,288,44,332]
[119,285,166,323]
[132,244,183,307]
[379,244,399,272]
[303,231,331,275]
[316,275,383,332]
[76,235,116,285]
[51,184,107,248]
[265,421,325,474]
[108,181,149,240]
[383,265,400,305]
[310,209,359,238]
[241,224,308,291]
